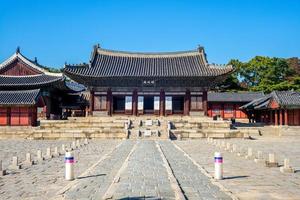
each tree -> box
[219,56,295,93]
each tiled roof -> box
[65,81,86,92]
[0,49,62,77]
[0,74,64,89]
[208,92,264,102]
[64,46,233,78]
[240,91,300,110]
[0,89,40,105]
[272,91,300,108]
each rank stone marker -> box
[280,158,295,173]
[265,153,279,167]
[24,153,34,166]
[9,156,21,170]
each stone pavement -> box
[0,139,232,200]
[3,136,299,199]
[175,136,300,200]
[0,139,121,200]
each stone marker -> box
[24,153,34,166]
[265,153,279,167]
[46,147,53,159]
[9,156,21,170]
[54,147,60,157]
[237,146,244,156]
[76,140,80,148]
[37,150,44,161]
[0,160,6,176]
[177,134,182,141]
[72,141,76,150]
[245,148,253,159]
[280,158,295,173]
[231,144,237,153]
[226,143,231,151]
[84,138,88,145]
[221,141,226,148]
[254,151,265,163]
[61,144,66,153]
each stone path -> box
[112,140,176,199]
[159,141,231,200]
[0,139,233,200]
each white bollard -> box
[231,144,237,153]
[65,151,74,181]
[214,152,223,180]
[76,140,80,148]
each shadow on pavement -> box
[223,175,249,180]
[76,174,106,179]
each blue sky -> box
[0,0,299,68]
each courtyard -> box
[0,135,299,200]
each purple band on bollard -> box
[214,157,223,163]
[65,157,74,163]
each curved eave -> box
[64,66,233,79]
[0,75,64,90]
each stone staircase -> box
[169,116,243,139]
[28,117,128,139]
[127,118,168,139]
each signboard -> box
[138,96,144,110]
[165,96,172,110]
[125,96,132,110]
[154,96,160,111]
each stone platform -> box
[0,116,256,139]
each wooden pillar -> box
[221,103,225,118]
[203,91,208,116]
[132,89,138,116]
[45,97,51,119]
[284,109,288,126]
[184,90,190,116]
[7,107,11,126]
[233,104,236,119]
[160,89,165,116]
[270,110,273,125]
[107,89,112,116]
[279,109,283,126]
[90,90,94,116]
[274,110,278,125]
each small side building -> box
[241,91,300,126]
[207,92,264,120]
[0,48,84,126]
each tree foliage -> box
[221,56,298,93]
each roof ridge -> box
[0,50,62,77]
[97,47,200,57]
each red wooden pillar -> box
[107,89,112,116]
[284,109,288,126]
[90,90,94,116]
[279,109,283,126]
[270,110,273,125]
[274,110,278,125]
[233,103,236,119]
[7,107,11,126]
[184,90,190,116]
[203,91,208,116]
[160,89,165,116]
[132,89,138,116]
[221,103,225,118]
